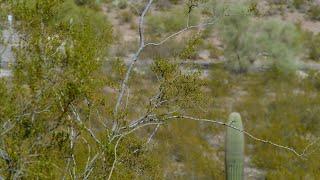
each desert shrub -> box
[0,1,156,178]
[199,0,218,16]
[74,0,92,5]
[154,0,173,10]
[154,117,224,179]
[210,66,232,97]
[217,4,252,73]
[179,33,204,60]
[293,0,305,9]
[219,3,303,73]
[140,39,186,59]
[308,4,320,20]
[241,73,320,178]
[146,6,199,38]
[208,68,320,178]
[268,0,288,5]
[119,10,133,24]
[74,0,100,9]
[308,33,320,61]
[206,43,223,59]
[169,0,180,4]
[113,0,127,9]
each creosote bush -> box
[0,0,163,179]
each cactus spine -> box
[225,112,244,180]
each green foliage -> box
[209,66,320,178]
[210,66,231,97]
[225,112,244,180]
[307,32,320,61]
[293,0,306,9]
[179,33,203,60]
[169,0,181,4]
[140,38,188,59]
[308,4,320,20]
[154,119,224,179]
[113,0,127,9]
[146,6,199,38]
[0,1,143,178]
[74,0,100,7]
[119,9,133,24]
[219,4,303,73]
[151,58,205,109]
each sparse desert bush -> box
[308,33,320,61]
[293,0,306,10]
[179,33,204,60]
[308,4,320,20]
[74,0,100,9]
[209,44,223,59]
[113,0,128,9]
[154,0,173,10]
[268,0,288,5]
[74,0,92,5]
[119,10,133,24]
[146,6,199,38]
[140,39,185,59]
[169,0,180,4]
[209,67,320,178]
[210,66,232,97]
[219,4,303,73]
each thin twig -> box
[146,124,160,144]
[107,122,163,180]
[145,19,220,47]
[168,115,312,158]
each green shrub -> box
[119,10,133,24]
[218,3,303,73]
[146,7,199,38]
[74,0,100,9]
[113,0,128,9]
[308,4,320,20]
[268,0,287,5]
[209,69,320,178]
[179,33,203,60]
[293,0,305,9]
[74,0,91,5]
[308,33,320,61]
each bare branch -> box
[167,115,313,158]
[145,19,219,47]
[301,137,320,157]
[70,104,102,146]
[114,0,154,117]
[146,124,160,144]
[107,122,163,180]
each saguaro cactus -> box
[225,112,244,180]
